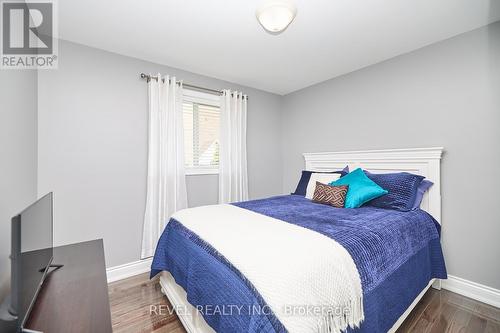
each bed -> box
[151,147,447,333]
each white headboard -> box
[303,147,444,224]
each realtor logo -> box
[1,0,58,69]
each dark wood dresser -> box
[25,239,112,333]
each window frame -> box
[183,89,221,176]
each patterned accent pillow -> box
[312,182,349,208]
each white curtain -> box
[219,90,249,203]
[141,74,187,259]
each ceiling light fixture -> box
[256,0,297,34]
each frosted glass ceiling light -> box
[256,0,297,34]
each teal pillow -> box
[330,168,388,208]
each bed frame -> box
[159,147,444,333]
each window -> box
[183,90,220,175]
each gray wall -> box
[0,70,38,299]
[282,22,500,289]
[37,40,283,268]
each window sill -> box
[185,168,219,176]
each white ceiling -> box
[59,0,500,95]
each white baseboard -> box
[442,275,500,308]
[106,258,153,283]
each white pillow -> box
[305,173,342,199]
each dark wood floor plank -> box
[410,290,444,332]
[109,274,500,333]
[467,315,488,333]
[427,301,456,333]
[475,302,500,323]
[442,289,479,315]
[485,321,500,333]
[109,273,186,333]
[447,307,472,333]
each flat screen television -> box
[9,192,54,331]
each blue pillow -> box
[411,179,433,210]
[364,171,425,211]
[292,166,349,196]
[330,168,388,208]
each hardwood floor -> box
[109,273,186,333]
[109,273,500,333]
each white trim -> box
[442,275,500,308]
[303,147,443,224]
[106,258,153,283]
[303,147,443,160]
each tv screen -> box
[10,192,53,331]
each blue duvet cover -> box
[151,195,447,333]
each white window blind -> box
[183,100,220,173]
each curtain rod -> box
[140,73,248,99]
